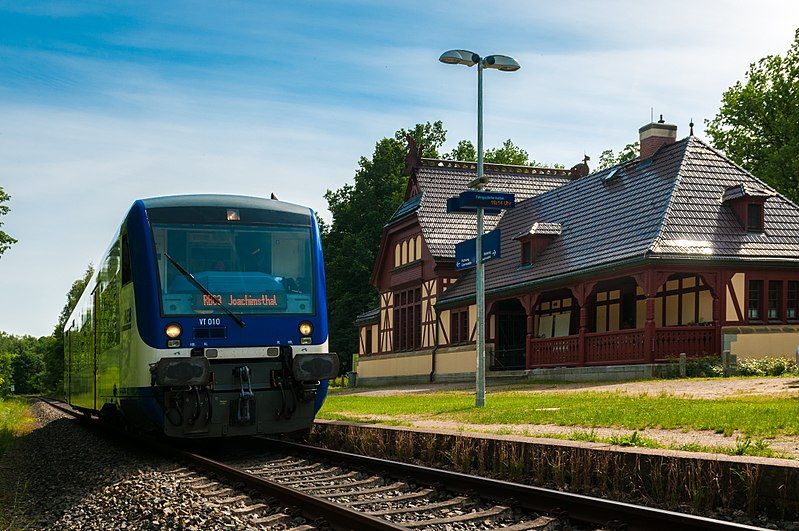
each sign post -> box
[440,47,520,408]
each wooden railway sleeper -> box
[301,476,382,494]
[401,505,510,528]
[366,495,467,516]
[343,488,434,507]
[321,481,406,499]
[280,470,357,487]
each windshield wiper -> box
[164,252,246,328]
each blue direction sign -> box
[446,191,515,214]
[455,229,501,270]
[459,190,515,209]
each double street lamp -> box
[439,50,520,407]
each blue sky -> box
[1,1,798,336]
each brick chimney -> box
[639,115,677,160]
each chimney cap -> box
[639,121,677,134]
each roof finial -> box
[403,133,423,175]
[689,118,694,136]
[569,154,591,179]
[658,114,665,124]
[650,107,654,123]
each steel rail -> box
[262,437,765,531]
[38,399,402,531]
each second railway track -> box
[40,398,763,530]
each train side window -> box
[121,235,132,285]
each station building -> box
[355,120,799,385]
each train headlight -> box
[165,323,182,338]
[299,321,313,336]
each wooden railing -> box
[654,326,716,360]
[527,336,579,367]
[527,326,718,368]
[585,329,646,365]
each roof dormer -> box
[515,222,562,266]
[722,183,775,233]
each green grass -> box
[0,399,33,456]
[318,390,799,438]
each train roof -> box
[140,194,311,217]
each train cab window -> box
[121,235,132,285]
[152,222,315,316]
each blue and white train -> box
[64,195,338,437]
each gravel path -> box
[343,376,799,399]
[0,401,317,530]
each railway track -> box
[40,398,763,530]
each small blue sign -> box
[459,190,515,209]
[455,229,501,270]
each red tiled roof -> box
[439,137,799,306]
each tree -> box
[0,351,13,396]
[41,264,93,394]
[10,338,46,394]
[323,122,446,370]
[485,139,536,165]
[0,187,17,258]
[0,332,47,395]
[445,138,563,167]
[706,28,799,202]
[445,140,477,161]
[597,142,639,170]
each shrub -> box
[736,357,798,377]
[685,356,724,377]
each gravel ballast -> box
[0,401,313,530]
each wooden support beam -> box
[568,282,595,367]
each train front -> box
[127,195,338,438]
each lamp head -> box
[439,49,479,67]
[483,54,520,72]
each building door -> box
[493,299,527,370]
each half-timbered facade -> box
[356,120,799,385]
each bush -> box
[736,357,798,377]
[685,356,724,377]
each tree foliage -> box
[485,139,537,166]
[0,333,47,395]
[597,142,639,170]
[444,138,552,167]
[322,122,446,370]
[0,187,17,258]
[444,140,477,162]
[706,28,799,202]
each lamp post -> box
[439,50,520,407]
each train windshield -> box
[152,223,314,316]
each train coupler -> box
[232,365,255,425]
